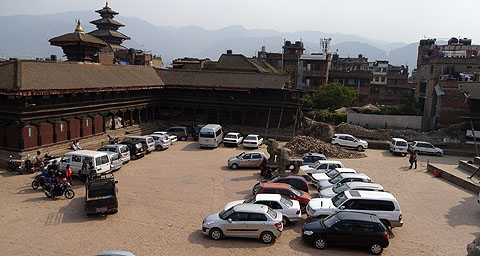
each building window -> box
[28,127,33,137]
[60,123,64,132]
[86,119,89,127]
[381,77,385,82]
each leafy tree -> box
[397,91,420,115]
[303,83,358,111]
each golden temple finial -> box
[105,1,109,8]
[74,19,84,33]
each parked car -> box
[97,144,131,164]
[302,211,389,255]
[192,124,206,141]
[255,183,312,212]
[223,132,244,147]
[123,136,155,153]
[300,160,345,176]
[199,124,223,148]
[331,134,368,152]
[389,138,408,156]
[253,175,309,194]
[152,131,177,143]
[105,152,123,172]
[317,173,372,190]
[311,168,358,184]
[85,174,118,216]
[228,151,266,169]
[149,134,171,150]
[409,141,443,156]
[301,152,327,166]
[224,194,301,226]
[318,182,384,198]
[120,141,146,160]
[58,150,110,175]
[243,134,263,148]
[306,190,403,229]
[202,203,283,244]
[167,126,188,141]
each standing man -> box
[409,151,418,169]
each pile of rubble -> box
[285,135,366,159]
[335,122,389,140]
[298,117,335,142]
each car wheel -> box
[435,152,442,157]
[357,145,364,152]
[260,231,275,244]
[156,145,162,151]
[369,242,384,255]
[314,236,327,249]
[182,136,187,141]
[209,228,223,240]
[282,217,289,226]
[231,163,239,170]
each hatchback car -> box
[318,182,384,198]
[167,126,188,141]
[253,175,309,194]
[223,132,244,147]
[202,203,283,244]
[301,152,327,166]
[409,141,443,156]
[152,131,177,143]
[311,168,358,184]
[256,183,312,212]
[97,144,131,164]
[243,134,263,148]
[331,134,368,152]
[120,141,145,160]
[105,152,123,172]
[302,211,389,255]
[317,173,371,190]
[224,194,301,225]
[149,134,171,150]
[228,151,266,169]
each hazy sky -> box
[2,0,479,43]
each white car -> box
[390,138,408,156]
[331,134,368,152]
[318,181,384,198]
[409,141,443,156]
[317,173,371,190]
[243,134,263,148]
[223,194,301,225]
[223,132,244,147]
[152,131,177,144]
[149,134,171,150]
[300,160,344,176]
[306,190,404,228]
[311,168,357,184]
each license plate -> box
[96,207,107,213]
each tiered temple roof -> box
[88,1,130,51]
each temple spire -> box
[74,20,84,34]
[105,1,109,8]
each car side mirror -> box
[227,218,232,223]
[340,206,345,210]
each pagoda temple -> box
[89,1,130,51]
[49,21,107,62]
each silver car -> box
[228,151,266,169]
[98,144,131,164]
[150,134,171,150]
[202,203,283,244]
[105,151,123,172]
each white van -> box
[390,138,408,156]
[58,150,111,175]
[123,136,155,153]
[199,124,223,148]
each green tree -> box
[397,91,420,115]
[303,83,358,111]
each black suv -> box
[192,124,205,141]
[121,141,145,160]
[85,174,118,216]
[302,211,389,255]
[253,175,309,194]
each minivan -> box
[199,124,223,148]
[123,136,155,153]
[390,138,408,156]
[58,150,111,175]
[97,144,131,164]
[167,126,188,141]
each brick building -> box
[367,61,409,105]
[296,53,331,91]
[414,37,480,129]
[258,41,305,86]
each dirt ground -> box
[0,141,479,256]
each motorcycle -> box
[107,135,119,144]
[44,178,75,199]
[32,170,49,190]
[7,156,30,175]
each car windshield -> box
[326,169,339,178]
[322,214,340,228]
[310,162,321,168]
[266,207,277,219]
[332,192,348,207]
[268,176,280,183]
[98,147,107,151]
[289,186,303,197]
[280,196,293,207]
[225,134,237,139]
[332,183,350,194]
[200,132,215,138]
[328,174,344,184]
[244,197,255,203]
[219,207,235,220]
[245,136,257,141]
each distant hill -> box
[0,11,419,70]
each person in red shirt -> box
[65,164,73,185]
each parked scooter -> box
[7,155,33,174]
[44,178,75,199]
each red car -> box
[255,183,312,212]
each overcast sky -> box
[2,0,479,43]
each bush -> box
[312,109,347,125]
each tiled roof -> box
[90,18,124,27]
[89,29,130,40]
[49,32,107,46]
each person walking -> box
[65,164,73,186]
[409,151,418,169]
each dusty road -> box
[0,141,478,256]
